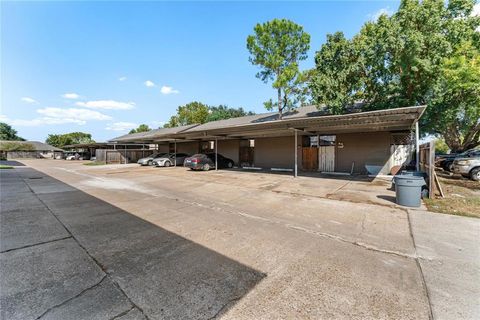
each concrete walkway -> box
[1,160,479,319]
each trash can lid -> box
[394,175,426,187]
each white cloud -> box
[1,108,112,127]
[144,80,155,87]
[118,76,127,81]
[368,7,393,21]
[21,97,37,104]
[62,93,80,99]
[160,85,179,95]
[472,3,479,16]
[76,100,135,110]
[37,107,112,121]
[106,122,138,131]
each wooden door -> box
[302,147,318,171]
[319,146,335,172]
[239,147,254,167]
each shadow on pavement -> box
[1,167,265,320]
[0,160,25,166]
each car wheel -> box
[165,161,171,167]
[448,162,455,172]
[470,167,480,181]
[147,160,153,166]
[227,161,233,168]
[442,161,452,171]
[203,164,210,171]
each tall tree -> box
[46,132,94,148]
[129,124,151,134]
[311,0,480,152]
[0,122,25,141]
[206,105,255,122]
[247,19,310,119]
[165,102,210,127]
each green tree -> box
[247,19,310,119]
[0,122,25,141]
[206,105,255,122]
[129,124,151,134]
[46,132,94,148]
[165,102,210,127]
[0,141,34,151]
[311,0,480,152]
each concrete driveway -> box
[1,160,479,320]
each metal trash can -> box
[394,175,426,207]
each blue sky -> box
[1,0,399,142]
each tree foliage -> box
[165,102,254,127]
[0,141,34,151]
[311,0,480,152]
[0,122,25,141]
[206,105,255,122]
[247,19,311,119]
[129,124,151,134]
[46,132,95,148]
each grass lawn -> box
[0,165,13,169]
[83,162,106,166]
[424,172,480,218]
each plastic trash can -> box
[394,175,426,207]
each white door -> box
[319,146,335,172]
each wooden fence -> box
[96,149,154,164]
[419,141,443,198]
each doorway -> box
[318,135,336,172]
[239,139,254,167]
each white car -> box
[152,153,189,167]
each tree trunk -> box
[277,87,283,120]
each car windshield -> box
[152,153,167,158]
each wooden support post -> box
[415,122,420,171]
[174,139,177,167]
[294,130,298,178]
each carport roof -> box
[109,105,426,142]
[109,124,198,143]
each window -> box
[319,135,336,146]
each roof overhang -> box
[174,105,426,140]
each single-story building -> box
[0,141,64,159]
[109,105,426,176]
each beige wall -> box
[336,132,392,174]
[218,140,240,165]
[175,141,199,155]
[255,136,300,168]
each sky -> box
[1,0,401,142]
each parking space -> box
[2,159,479,319]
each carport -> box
[110,105,426,176]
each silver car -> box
[152,153,189,167]
[452,149,480,181]
[137,153,167,166]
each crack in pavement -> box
[0,236,72,254]
[407,209,434,320]
[207,296,242,320]
[110,306,136,320]
[35,275,108,320]
[45,166,424,261]
[22,176,152,320]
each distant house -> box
[0,141,64,159]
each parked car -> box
[452,150,480,181]
[184,153,234,171]
[65,152,88,160]
[137,153,167,166]
[152,153,189,167]
[438,148,479,172]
